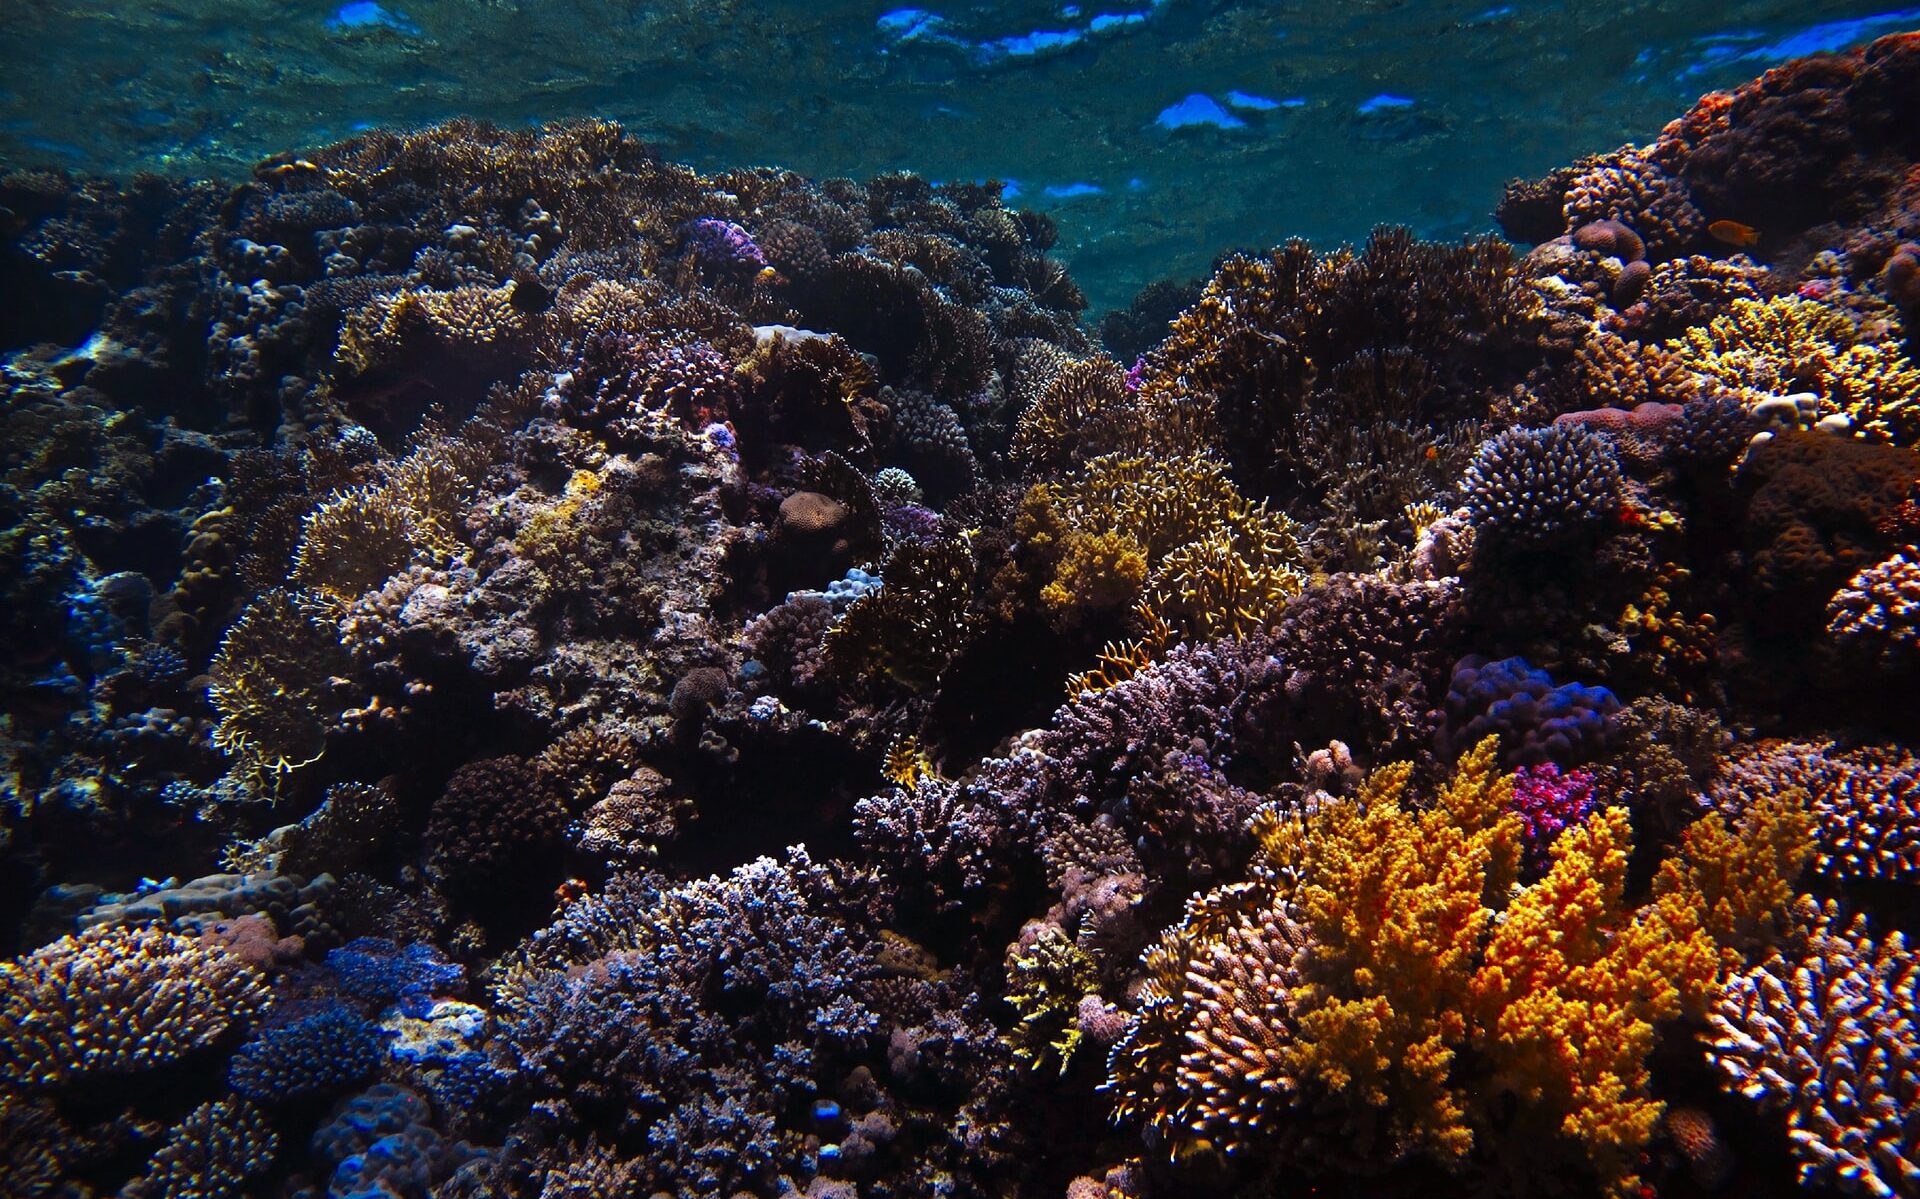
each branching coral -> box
[1461,424,1624,549]
[1715,740,1920,885]
[120,1097,279,1199]
[1562,144,1705,260]
[0,924,269,1087]
[1707,899,1918,1199]
[336,283,533,378]
[1004,925,1101,1073]
[1827,545,1920,670]
[1667,296,1920,444]
[208,588,350,781]
[1107,736,1766,1193]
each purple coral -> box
[683,217,770,271]
[1507,763,1600,877]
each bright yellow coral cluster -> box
[1666,296,1920,445]
[1109,736,1803,1193]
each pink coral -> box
[1507,763,1600,878]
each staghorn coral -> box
[223,780,397,875]
[1828,545,1920,670]
[0,924,269,1087]
[120,1097,279,1199]
[1140,227,1543,513]
[208,589,351,781]
[1024,451,1305,639]
[290,481,453,606]
[1461,424,1624,549]
[1715,740,1920,886]
[1707,899,1918,1199]
[1668,296,1920,445]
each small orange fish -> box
[1708,219,1761,248]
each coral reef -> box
[3,34,1920,1198]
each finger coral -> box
[1707,899,1918,1199]
[0,924,269,1087]
[1461,424,1624,549]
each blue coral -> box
[326,938,466,1017]
[229,1005,384,1102]
[1441,654,1621,766]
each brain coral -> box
[0,924,269,1087]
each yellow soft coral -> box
[1109,735,1803,1193]
[1281,741,1519,1161]
[1469,807,1718,1184]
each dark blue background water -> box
[3,1,1913,310]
